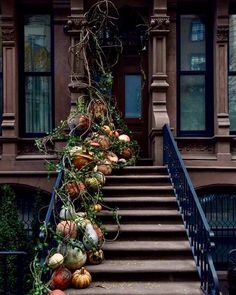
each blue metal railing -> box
[163,124,220,295]
[0,251,27,295]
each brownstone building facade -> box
[0,0,236,277]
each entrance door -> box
[113,53,149,158]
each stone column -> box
[214,0,231,161]
[149,0,170,165]
[64,0,85,126]
[1,0,18,159]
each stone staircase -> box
[67,166,204,295]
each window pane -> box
[180,15,206,71]
[24,15,51,72]
[25,76,52,133]
[180,75,205,131]
[125,74,141,118]
[229,15,236,72]
[229,76,236,131]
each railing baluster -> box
[163,124,219,295]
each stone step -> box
[103,196,178,210]
[112,166,168,176]
[98,209,181,223]
[102,240,192,260]
[106,175,171,186]
[103,185,174,197]
[66,281,204,295]
[84,259,199,281]
[104,223,186,241]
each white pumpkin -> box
[118,134,130,142]
[59,205,77,220]
[69,146,83,157]
[47,253,64,269]
[83,223,99,250]
[58,244,87,270]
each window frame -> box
[18,5,54,138]
[228,13,236,134]
[177,9,213,137]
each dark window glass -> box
[229,15,236,131]
[125,74,142,118]
[191,20,205,41]
[22,15,52,135]
[178,15,211,135]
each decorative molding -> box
[150,16,170,31]
[178,143,215,154]
[2,27,15,42]
[216,26,229,43]
[64,18,86,33]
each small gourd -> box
[94,203,102,212]
[87,249,104,265]
[59,205,77,220]
[72,267,92,289]
[47,253,64,269]
[118,134,130,142]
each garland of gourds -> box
[30,1,140,294]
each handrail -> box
[39,169,63,239]
[163,124,219,295]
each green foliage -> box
[0,185,29,295]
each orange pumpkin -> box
[51,266,72,290]
[120,147,133,159]
[56,221,78,239]
[73,154,93,170]
[71,267,92,289]
[49,290,66,295]
[67,182,85,198]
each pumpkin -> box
[48,290,66,295]
[83,223,98,250]
[97,135,110,150]
[48,253,64,269]
[120,147,133,159]
[87,249,104,265]
[56,221,78,239]
[93,171,106,185]
[71,267,92,289]
[97,160,112,175]
[69,146,83,157]
[106,151,118,163]
[84,177,100,192]
[51,266,72,290]
[118,134,130,142]
[102,125,111,134]
[60,245,87,270]
[94,203,102,212]
[59,205,77,220]
[78,115,90,129]
[66,182,79,197]
[73,153,93,170]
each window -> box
[229,15,236,132]
[178,14,212,135]
[191,20,205,41]
[20,14,53,136]
[125,74,142,118]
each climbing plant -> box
[31,0,142,294]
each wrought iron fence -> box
[199,193,236,270]
[163,124,219,295]
[0,251,27,295]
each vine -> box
[31,1,141,294]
